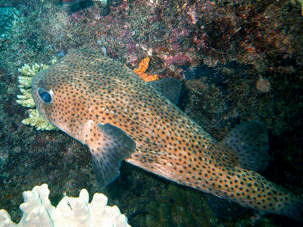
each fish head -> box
[32,65,90,141]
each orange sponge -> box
[133,57,159,82]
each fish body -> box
[32,49,302,222]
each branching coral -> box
[0,184,130,227]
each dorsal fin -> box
[222,121,270,172]
[149,78,182,104]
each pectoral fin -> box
[89,123,135,188]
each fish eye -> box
[38,87,52,104]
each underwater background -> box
[0,0,302,226]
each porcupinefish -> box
[32,49,302,222]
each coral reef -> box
[0,184,130,227]
[0,0,302,226]
[0,7,20,44]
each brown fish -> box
[32,49,302,222]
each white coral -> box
[0,184,130,227]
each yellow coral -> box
[22,109,56,131]
[133,57,159,82]
[16,88,35,108]
[17,62,57,131]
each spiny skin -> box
[32,49,300,220]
